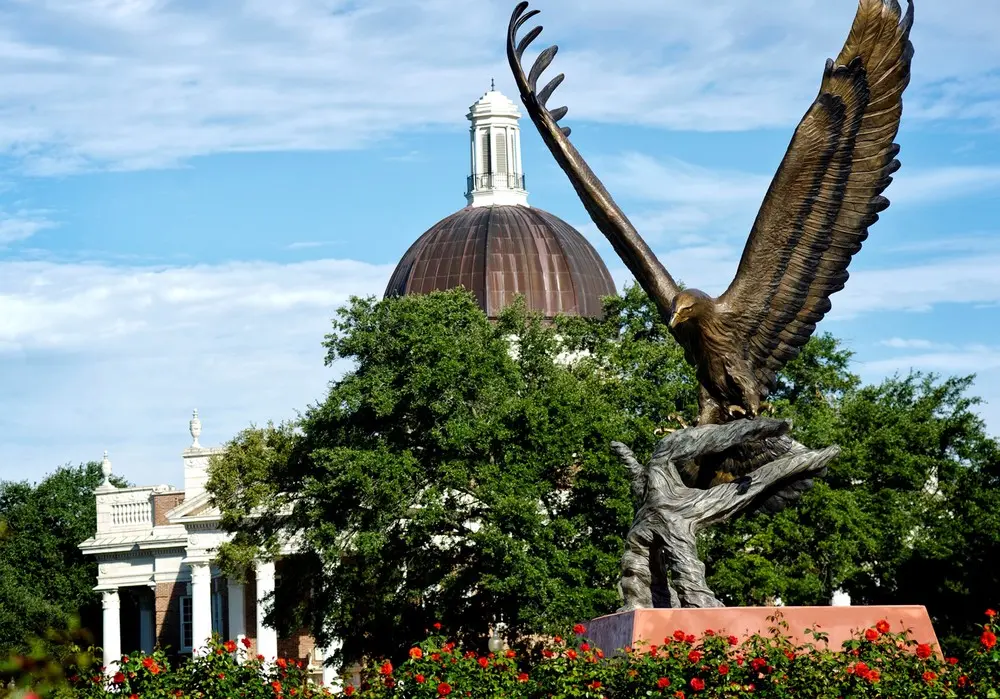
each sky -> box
[1,0,999,487]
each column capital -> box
[101,589,120,609]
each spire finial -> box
[100,450,114,489]
[189,409,202,448]
[491,77,495,91]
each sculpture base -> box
[584,606,940,655]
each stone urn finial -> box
[100,450,114,489]
[189,409,202,448]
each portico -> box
[79,412,338,686]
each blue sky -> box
[1,0,999,486]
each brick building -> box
[79,410,339,685]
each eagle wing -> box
[716,0,914,396]
[507,2,681,317]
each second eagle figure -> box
[508,0,914,497]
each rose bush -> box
[4,612,1000,698]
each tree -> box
[0,462,124,654]
[211,286,1000,661]
[210,290,641,665]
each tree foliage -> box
[210,286,1000,661]
[0,463,125,654]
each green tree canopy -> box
[210,286,1000,662]
[0,462,122,654]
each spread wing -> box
[507,2,680,317]
[717,0,914,395]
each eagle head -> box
[668,289,712,330]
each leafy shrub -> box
[4,611,1000,698]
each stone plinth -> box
[584,606,940,655]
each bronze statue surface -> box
[507,0,914,493]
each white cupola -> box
[465,80,529,208]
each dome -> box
[385,204,617,320]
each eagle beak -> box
[669,312,683,329]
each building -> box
[385,83,617,319]
[79,84,618,682]
[78,411,338,683]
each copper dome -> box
[385,205,617,319]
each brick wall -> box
[278,629,316,664]
[155,581,186,657]
[152,492,186,526]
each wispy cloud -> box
[863,345,1000,374]
[0,210,57,244]
[0,0,998,173]
[879,338,948,350]
[0,257,393,482]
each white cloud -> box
[879,338,946,350]
[0,0,997,173]
[0,210,56,244]
[0,257,393,484]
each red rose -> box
[242,637,252,649]
[718,664,729,675]
[566,649,578,660]
[554,635,563,644]
[685,634,696,644]
[477,656,489,668]
[416,674,426,683]
[987,609,997,618]
[596,649,604,659]
[580,642,590,651]
[958,675,968,687]
[573,623,586,635]
[410,647,423,659]
[271,681,282,693]
[518,672,529,682]
[344,686,355,696]
[276,658,287,669]
[875,619,890,634]
[433,622,442,630]
[542,649,554,658]
[505,649,516,658]
[379,661,393,675]
[916,643,932,659]
[687,650,702,663]
[923,671,937,683]
[437,682,452,696]
[947,656,958,664]
[224,640,237,653]
[751,657,766,672]
[673,630,686,641]
[588,681,602,689]
[867,669,881,683]
[217,673,225,679]
[657,677,671,688]
[982,630,998,649]
[864,628,878,642]
[113,672,125,684]
[690,677,705,691]
[727,635,739,646]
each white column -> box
[255,560,278,662]
[320,639,342,689]
[101,589,121,677]
[227,578,247,653]
[189,561,212,655]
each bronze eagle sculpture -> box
[507,0,913,496]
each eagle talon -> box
[726,405,747,419]
[654,413,690,436]
[759,402,775,416]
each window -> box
[211,588,225,637]
[480,130,491,176]
[179,596,193,652]
[494,131,507,175]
